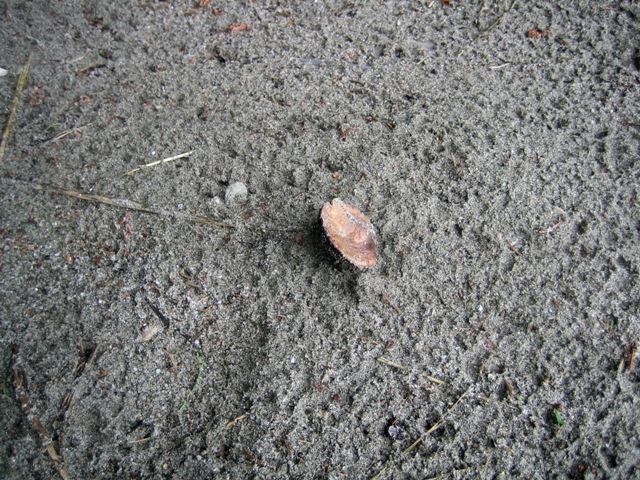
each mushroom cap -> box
[320,198,377,268]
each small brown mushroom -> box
[320,198,378,268]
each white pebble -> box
[140,324,160,342]
[225,182,248,203]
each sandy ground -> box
[1,1,639,478]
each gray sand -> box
[1,1,639,478]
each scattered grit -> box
[0,1,639,479]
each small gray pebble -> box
[225,182,248,203]
[388,425,404,441]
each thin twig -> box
[225,414,247,428]
[0,54,33,162]
[538,219,564,235]
[382,291,402,314]
[13,366,72,480]
[506,240,523,256]
[629,342,637,373]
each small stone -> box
[0,68,7,77]
[320,198,377,268]
[225,182,248,203]
[388,424,404,441]
[140,324,160,342]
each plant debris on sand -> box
[0,1,638,478]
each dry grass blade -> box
[402,389,469,455]
[38,186,154,212]
[47,122,95,143]
[425,375,445,385]
[377,356,407,371]
[371,389,469,480]
[34,184,233,229]
[124,150,194,175]
[0,54,33,162]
